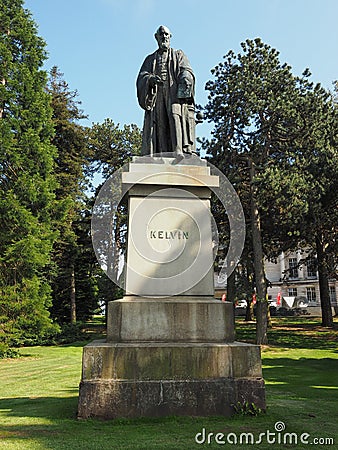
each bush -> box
[233,401,263,416]
[0,342,19,359]
[55,322,89,344]
[11,322,90,346]
[6,321,61,347]
[0,319,91,357]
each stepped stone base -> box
[78,297,266,419]
[77,339,265,419]
[81,341,262,380]
[78,377,265,419]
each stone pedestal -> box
[78,342,265,418]
[106,296,235,342]
[123,156,218,296]
[78,297,265,419]
[78,157,265,419]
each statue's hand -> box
[149,75,163,87]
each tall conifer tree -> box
[0,0,59,346]
[47,67,97,323]
[203,39,337,335]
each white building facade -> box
[265,250,337,307]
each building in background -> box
[214,250,337,312]
[265,250,337,309]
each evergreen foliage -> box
[0,0,59,348]
[47,67,98,323]
[1,2,336,351]
[88,120,142,313]
[203,38,338,336]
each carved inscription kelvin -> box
[149,230,189,239]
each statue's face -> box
[156,26,171,50]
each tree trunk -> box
[70,265,76,324]
[316,234,333,327]
[245,266,254,321]
[226,269,236,330]
[226,269,236,303]
[245,299,254,321]
[249,160,268,344]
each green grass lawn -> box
[0,317,337,449]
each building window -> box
[306,257,317,278]
[288,288,298,297]
[288,258,298,279]
[329,286,337,306]
[306,287,317,303]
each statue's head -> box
[155,25,172,51]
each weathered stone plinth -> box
[123,157,218,297]
[78,157,265,419]
[107,296,235,342]
[78,297,265,419]
[78,377,265,419]
[80,340,262,380]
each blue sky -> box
[24,0,338,140]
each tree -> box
[88,120,142,315]
[71,203,99,322]
[203,38,337,335]
[88,119,142,179]
[203,39,309,343]
[0,0,59,347]
[256,78,338,327]
[295,81,337,327]
[47,67,97,323]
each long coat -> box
[137,47,195,156]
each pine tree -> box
[256,77,338,327]
[203,39,300,343]
[47,67,98,323]
[88,120,142,316]
[0,0,59,347]
[203,38,338,335]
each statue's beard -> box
[159,41,170,50]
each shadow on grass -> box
[60,334,105,348]
[2,358,337,424]
[0,396,232,450]
[0,395,147,450]
[1,361,337,450]
[60,340,94,348]
[263,357,338,400]
[0,395,79,421]
[235,318,338,350]
[267,331,338,350]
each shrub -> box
[0,342,20,359]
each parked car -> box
[235,299,247,308]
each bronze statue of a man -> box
[137,26,196,157]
